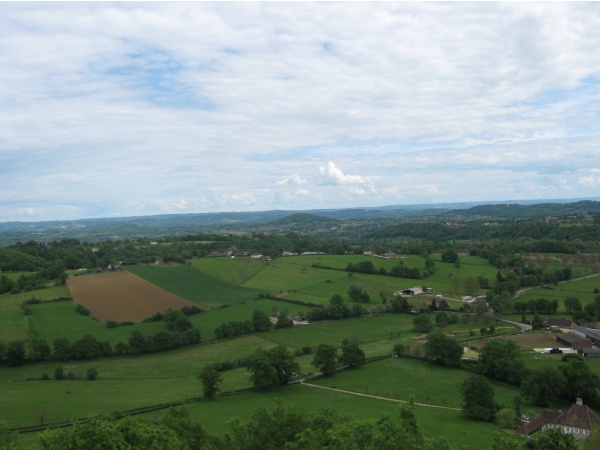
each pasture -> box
[514,274,600,312]
[2,253,595,448]
[144,382,520,450]
[0,285,71,341]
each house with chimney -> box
[516,398,600,441]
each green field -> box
[126,264,264,308]
[515,274,600,312]
[143,380,520,450]
[3,254,598,448]
[0,285,71,341]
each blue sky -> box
[1,2,599,222]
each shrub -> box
[54,367,66,380]
[86,367,98,380]
[75,304,90,316]
[106,320,119,329]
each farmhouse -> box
[556,332,592,349]
[516,398,600,441]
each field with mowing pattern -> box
[68,271,197,322]
[126,264,264,308]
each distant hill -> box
[1,197,599,246]
[443,200,600,219]
[268,213,339,226]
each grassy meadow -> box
[2,253,599,448]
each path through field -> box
[301,382,461,411]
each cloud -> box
[1,3,600,221]
[318,161,367,186]
[578,169,600,186]
[276,174,307,186]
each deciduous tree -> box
[197,365,223,399]
[312,344,338,376]
[424,332,463,367]
[461,375,497,422]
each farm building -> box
[546,318,576,329]
[572,326,600,345]
[555,332,592,349]
[582,348,600,358]
[516,398,600,441]
[395,286,423,296]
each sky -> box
[1,2,600,222]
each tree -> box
[0,420,19,449]
[495,408,517,429]
[26,336,51,361]
[6,340,25,367]
[53,337,73,361]
[247,348,278,390]
[348,286,370,303]
[531,314,545,330]
[441,249,459,263]
[128,331,146,355]
[197,365,223,399]
[564,297,582,313]
[54,366,66,380]
[559,359,600,405]
[460,375,497,422]
[86,367,98,380]
[338,342,365,368]
[311,344,338,376]
[412,315,433,333]
[247,346,299,390]
[423,332,463,367]
[521,366,566,406]
[274,311,294,329]
[478,339,524,385]
[463,276,479,296]
[251,310,272,332]
[163,309,193,333]
[524,428,579,450]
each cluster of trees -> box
[473,340,600,408]
[521,356,600,407]
[347,285,371,303]
[246,345,300,390]
[375,218,598,247]
[0,322,202,366]
[345,259,428,279]
[0,334,115,366]
[305,294,370,322]
[127,329,201,356]
[311,340,366,376]
[213,310,273,339]
[512,298,559,315]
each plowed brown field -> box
[67,271,197,323]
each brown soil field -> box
[500,332,562,349]
[67,271,197,323]
[470,332,560,350]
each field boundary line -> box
[300,382,461,411]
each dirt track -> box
[67,271,196,323]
